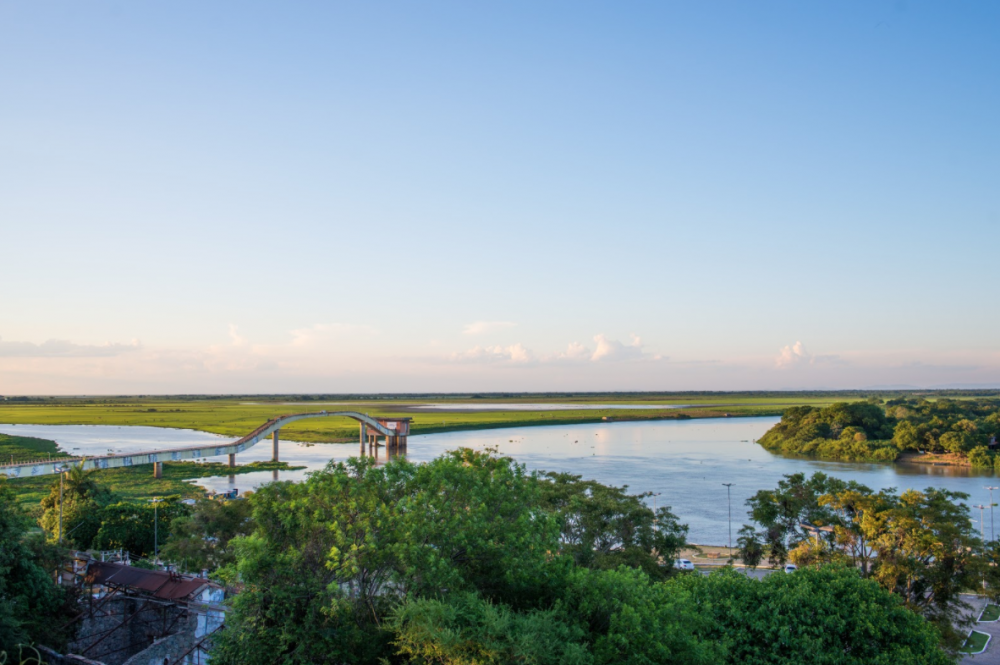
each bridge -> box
[0,411,413,479]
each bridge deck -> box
[0,411,410,479]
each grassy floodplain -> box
[0,391,908,444]
[1,433,302,512]
[3,391,997,508]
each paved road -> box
[962,596,999,664]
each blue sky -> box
[1,1,998,393]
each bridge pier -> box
[272,430,280,463]
[228,453,236,468]
[153,461,162,479]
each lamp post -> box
[987,486,999,542]
[54,465,69,544]
[722,483,734,553]
[651,492,662,532]
[974,504,988,594]
[150,498,163,565]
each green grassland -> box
[0,392,930,443]
[0,432,72,464]
[7,459,303,513]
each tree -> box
[212,449,563,665]
[90,498,190,558]
[735,525,764,571]
[745,472,980,650]
[0,478,78,653]
[671,566,951,665]
[743,472,862,567]
[38,464,117,546]
[557,566,721,665]
[391,591,592,665]
[160,497,252,573]
[534,471,688,579]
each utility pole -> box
[987,486,999,542]
[55,465,68,544]
[975,504,988,594]
[150,498,163,565]
[722,483,734,554]
[651,492,661,532]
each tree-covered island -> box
[758,398,1000,467]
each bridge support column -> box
[228,453,236,468]
[360,423,367,454]
[153,461,163,479]
[272,430,280,463]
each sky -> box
[1,1,998,394]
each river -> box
[2,417,997,545]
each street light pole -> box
[150,498,162,565]
[974,504,988,594]
[55,465,68,544]
[987,486,999,542]
[722,483,734,553]
[651,492,662,532]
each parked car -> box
[674,558,695,571]
[783,564,798,573]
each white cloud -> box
[556,342,592,360]
[775,341,843,368]
[591,334,647,362]
[451,343,534,364]
[462,321,516,335]
[0,335,141,358]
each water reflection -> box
[2,418,996,545]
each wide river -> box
[2,417,997,545]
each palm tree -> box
[62,461,101,500]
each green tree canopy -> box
[670,566,951,665]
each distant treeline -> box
[759,398,1000,466]
[4,389,1000,403]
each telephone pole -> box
[986,486,999,542]
[722,483,734,553]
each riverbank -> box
[899,451,974,467]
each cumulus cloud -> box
[591,334,649,362]
[555,342,592,360]
[451,344,534,364]
[462,321,516,335]
[0,335,141,358]
[775,341,843,368]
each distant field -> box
[0,391,993,443]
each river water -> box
[2,418,996,545]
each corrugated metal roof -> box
[86,561,211,600]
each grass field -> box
[6,457,303,513]
[0,392,906,444]
[982,605,1000,622]
[962,630,990,654]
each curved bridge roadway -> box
[0,411,411,479]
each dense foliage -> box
[672,565,950,665]
[210,449,953,664]
[758,398,1000,463]
[740,472,980,649]
[38,465,190,557]
[0,478,77,653]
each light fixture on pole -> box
[986,486,999,542]
[54,465,69,544]
[722,483,734,554]
[150,498,163,565]
[974,504,988,593]
[651,492,662,532]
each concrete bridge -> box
[0,411,413,479]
